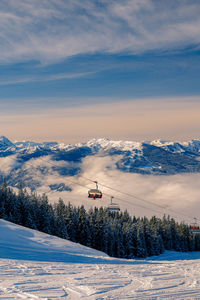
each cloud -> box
[14,153,200,223]
[0,71,96,86]
[0,0,200,63]
[77,155,200,223]
[0,154,19,175]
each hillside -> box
[0,219,109,264]
[1,219,200,299]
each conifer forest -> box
[0,180,200,259]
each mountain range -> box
[1,135,200,192]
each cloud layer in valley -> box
[1,152,200,223]
[27,155,200,223]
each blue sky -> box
[1,0,200,142]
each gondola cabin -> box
[108,203,120,212]
[190,225,200,234]
[88,181,102,199]
[190,218,200,234]
[88,188,102,199]
[108,196,120,212]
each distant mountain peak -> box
[0,136,15,150]
[0,135,12,143]
[1,136,200,192]
[151,139,171,146]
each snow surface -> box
[3,135,200,154]
[1,219,200,299]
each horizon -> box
[1,96,200,143]
[2,134,200,145]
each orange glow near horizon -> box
[1,96,200,144]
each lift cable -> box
[37,157,166,209]
[3,156,170,216]
[1,151,199,223]
[31,156,200,223]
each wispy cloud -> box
[0,1,200,63]
[0,71,96,86]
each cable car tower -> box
[107,196,120,212]
[88,181,102,199]
[190,218,200,234]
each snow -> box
[2,135,200,155]
[0,219,109,264]
[84,138,143,152]
[13,137,144,154]
[0,136,16,151]
[1,219,200,299]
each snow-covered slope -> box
[1,219,200,299]
[0,219,108,264]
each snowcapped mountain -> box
[1,135,200,155]
[0,136,16,150]
[1,135,200,193]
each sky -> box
[1,0,200,143]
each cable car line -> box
[15,158,168,215]
[21,159,164,214]
[1,151,200,223]
[34,157,200,223]
[17,155,200,222]
[39,157,196,222]
[95,182,166,209]
[1,154,171,215]
[36,157,167,209]
[61,169,200,222]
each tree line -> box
[0,180,200,258]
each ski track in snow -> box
[1,220,200,299]
[1,258,200,299]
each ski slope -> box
[1,219,200,299]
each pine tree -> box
[142,217,155,256]
[65,202,77,242]
[37,194,52,234]
[76,205,91,247]
[136,222,147,258]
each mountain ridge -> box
[1,135,200,154]
[1,136,200,192]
